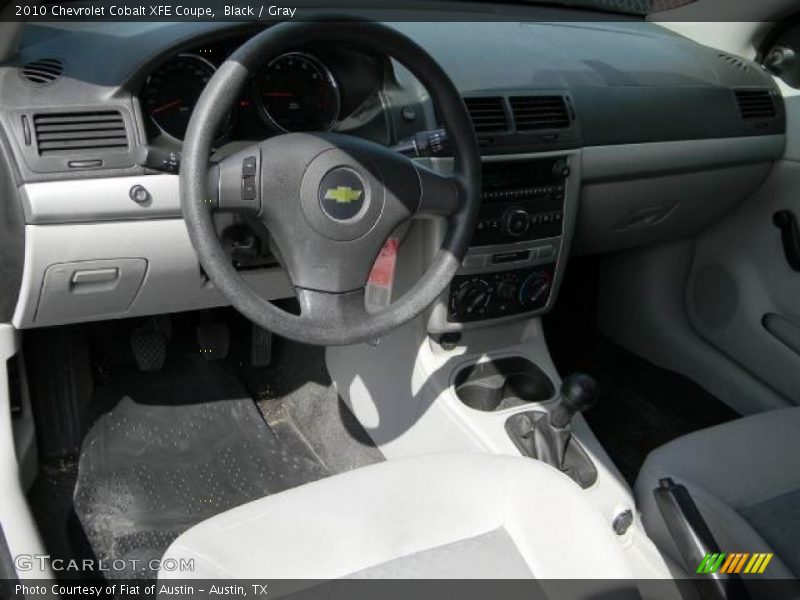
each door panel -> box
[687,148,800,404]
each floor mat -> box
[564,338,740,483]
[544,259,740,484]
[74,390,328,580]
[229,333,384,474]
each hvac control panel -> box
[448,264,556,323]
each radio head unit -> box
[472,157,570,247]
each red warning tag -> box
[368,237,399,288]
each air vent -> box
[463,97,509,133]
[718,53,751,72]
[21,58,64,84]
[735,89,777,120]
[33,111,129,156]
[509,96,571,131]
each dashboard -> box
[0,10,788,331]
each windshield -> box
[495,0,699,16]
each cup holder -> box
[453,357,555,412]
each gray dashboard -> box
[0,9,788,328]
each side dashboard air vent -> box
[463,96,509,133]
[735,89,777,120]
[718,53,751,73]
[509,95,571,131]
[33,111,129,156]
[21,58,64,84]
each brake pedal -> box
[130,317,171,372]
[251,324,272,367]
[196,321,230,361]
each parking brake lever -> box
[654,478,750,600]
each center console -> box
[427,151,579,333]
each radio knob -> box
[552,159,571,180]
[501,208,530,237]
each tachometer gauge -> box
[144,54,219,141]
[257,52,340,133]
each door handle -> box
[772,210,800,272]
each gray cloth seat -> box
[635,406,800,579]
[159,453,634,580]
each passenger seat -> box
[635,407,800,579]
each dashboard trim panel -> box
[21,174,181,224]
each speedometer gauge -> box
[144,54,217,141]
[257,52,340,133]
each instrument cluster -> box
[140,37,384,145]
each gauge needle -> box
[263,92,293,97]
[152,99,182,114]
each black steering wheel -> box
[181,21,480,346]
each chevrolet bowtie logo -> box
[324,186,363,203]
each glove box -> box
[35,259,148,324]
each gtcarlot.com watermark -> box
[14,553,195,574]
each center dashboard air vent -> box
[33,110,129,157]
[21,58,64,85]
[734,89,777,120]
[509,95,571,131]
[463,97,509,133]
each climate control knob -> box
[501,208,530,237]
[519,271,552,310]
[452,279,492,318]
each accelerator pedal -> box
[251,323,272,367]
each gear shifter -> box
[547,373,598,468]
[505,372,599,488]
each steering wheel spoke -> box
[414,163,461,218]
[295,286,369,330]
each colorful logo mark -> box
[697,553,773,575]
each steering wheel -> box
[181,21,480,346]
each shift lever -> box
[505,372,599,487]
[546,373,598,469]
[550,373,599,429]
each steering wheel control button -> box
[318,167,367,222]
[241,156,259,201]
[241,177,257,201]
[129,184,151,204]
[242,156,257,177]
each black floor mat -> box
[28,459,101,581]
[545,258,740,485]
[74,370,328,580]
[557,337,740,484]
[30,309,383,582]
